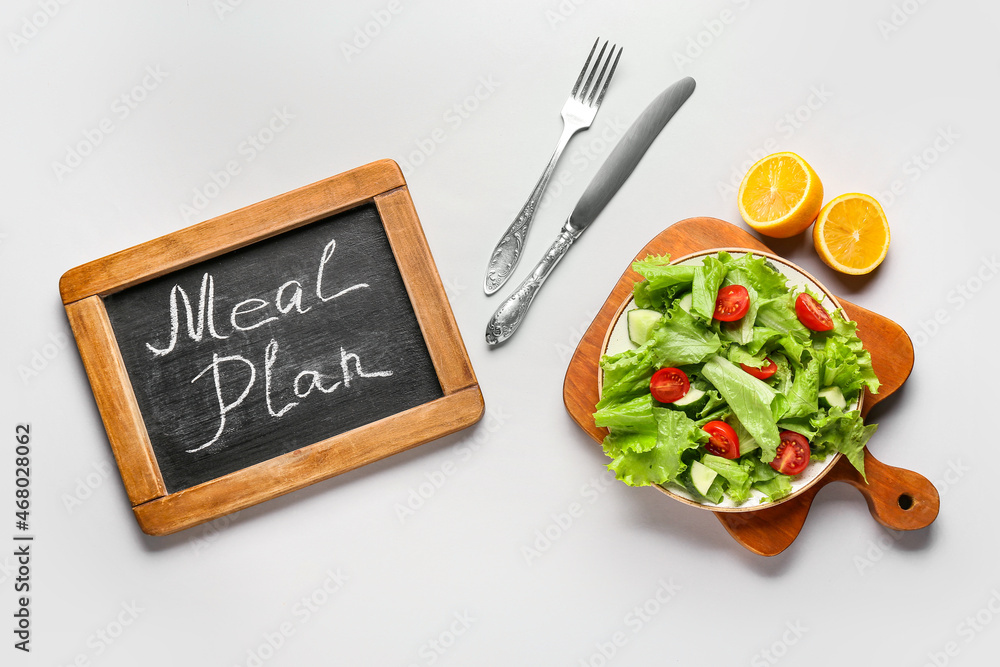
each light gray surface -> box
[2,1,998,665]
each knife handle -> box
[486,223,583,346]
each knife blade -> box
[485,76,696,346]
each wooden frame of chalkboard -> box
[60,159,483,536]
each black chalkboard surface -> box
[62,160,482,535]
[104,204,443,493]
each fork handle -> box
[484,123,578,295]
[485,221,583,345]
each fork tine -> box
[585,44,618,106]
[579,40,608,102]
[592,46,621,108]
[584,50,608,106]
[570,38,600,98]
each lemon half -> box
[738,152,824,238]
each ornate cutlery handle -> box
[484,125,576,295]
[486,223,582,345]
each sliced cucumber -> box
[690,460,718,497]
[678,292,693,313]
[672,387,705,407]
[818,386,847,410]
[627,309,662,346]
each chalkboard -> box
[103,203,443,493]
[61,160,483,535]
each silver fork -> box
[483,38,621,295]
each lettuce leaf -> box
[605,407,707,486]
[810,408,876,479]
[770,352,793,396]
[648,306,722,367]
[741,326,783,357]
[700,355,782,462]
[756,292,812,345]
[602,430,658,458]
[725,345,766,369]
[730,417,759,456]
[691,255,728,321]
[631,255,695,310]
[784,352,821,419]
[700,454,754,504]
[726,253,789,298]
[632,254,693,289]
[818,313,880,399]
[593,394,656,432]
[748,461,793,503]
[597,346,655,408]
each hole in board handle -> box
[897,493,914,511]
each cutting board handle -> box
[715,450,940,556]
[835,449,940,531]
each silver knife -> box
[485,76,695,346]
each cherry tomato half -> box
[769,430,811,476]
[795,293,834,332]
[714,285,750,322]
[702,421,740,459]
[740,357,777,380]
[649,367,690,403]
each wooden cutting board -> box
[563,217,939,556]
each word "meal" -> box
[140,236,394,454]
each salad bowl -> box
[564,217,939,555]
[598,248,859,512]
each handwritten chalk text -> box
[143,235,393,453]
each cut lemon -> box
[737,152,824,238]
[813,193,890,275]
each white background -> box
[2,1,998,665]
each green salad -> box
[594,251,880,506]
